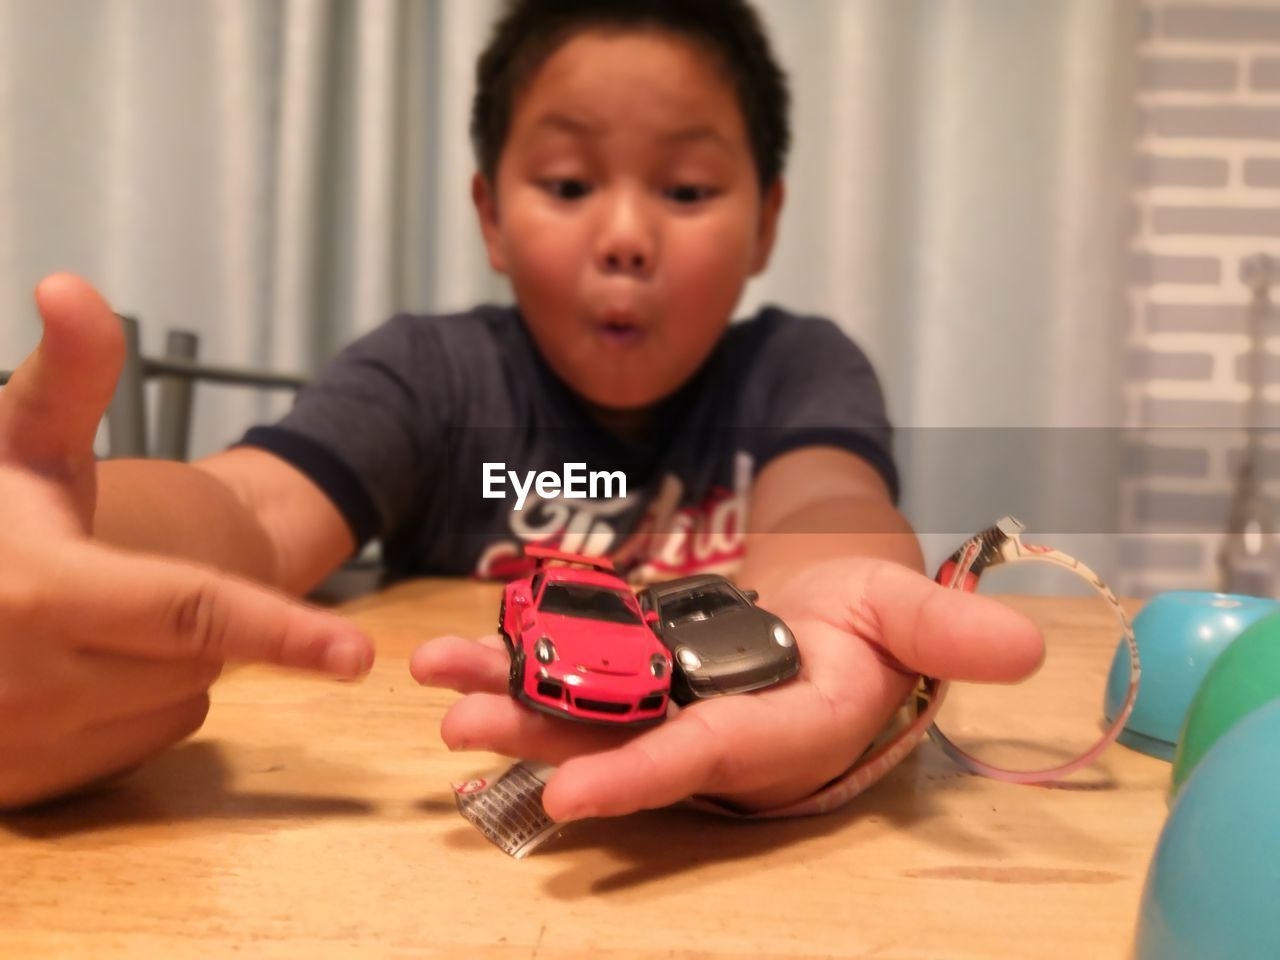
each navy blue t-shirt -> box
[239,304,896,582]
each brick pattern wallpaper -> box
[1124,1,1280,596]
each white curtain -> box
[0,0,1137,577]
[746,0,1138,579]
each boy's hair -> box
[470,0,791,190]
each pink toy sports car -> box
[500,546,672,726]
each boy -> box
[0,0,1041,817]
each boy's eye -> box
[541,179,592,200]
[664,184,717,205]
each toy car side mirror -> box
[644,609,660,626]
[743,589,759,604]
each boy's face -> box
[473,29,784,411]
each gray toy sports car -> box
[637,573,800,704]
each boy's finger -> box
[69,652,225,727]
[0,693,209,811]
[0,275,124,474]
[538,685,878,821]
[409,636,509,694]
[47,546,374,677]
[863,563,1045,683]
[539,711,730,821]
[439,692,629,761]
[0,653,221,743]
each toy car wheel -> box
[507,648,525,698]
[497,598,513,652]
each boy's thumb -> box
[868,565,1045,684]
[0,274,125,475]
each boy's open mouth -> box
[595,318,645,348]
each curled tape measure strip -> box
[924,516,1141,783]
[687,517,1140,819]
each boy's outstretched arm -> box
[738,445,926,590]
[0,275,373,809]
[413,447,1044,819]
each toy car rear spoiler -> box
[523,544,616,572]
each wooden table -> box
[1,582,1168,959]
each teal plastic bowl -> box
[1134,698,1280,959]
[1104,591,1280,760]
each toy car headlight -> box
[534,636,557,664]
[771,622,795,648]
[676,647,702,671]
[649,653,668,678]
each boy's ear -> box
[472,172,508,274]
[750,179,785,276]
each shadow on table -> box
[0,741,374,840]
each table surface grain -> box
[1,580,1167,959]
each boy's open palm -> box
[0,275,372,809]
[411,558,1043,819]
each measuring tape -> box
[691,517,1141,818]
[924,516,1140,783]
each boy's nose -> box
[594,193,655,279]
[602,250,648,276]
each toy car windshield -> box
[538,583,643,625]
[660,583,746,625]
